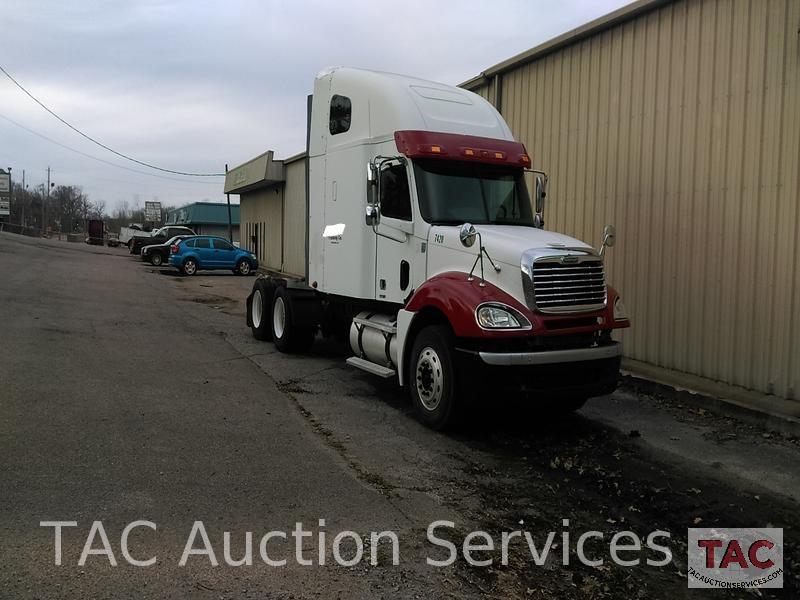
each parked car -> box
[169,236,257,276]
[141,235,192,266]
[107,232,120,247]
[130,226,196,255]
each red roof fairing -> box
[394,130,531,167]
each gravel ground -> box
[1,231,797,599]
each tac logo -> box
[687,528,783,589]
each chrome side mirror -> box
[366,161,378,206]
[366,160,380,226]
[534,174,546,229]
[365,205,379,227]
[599,224,616,256]
[459,223,477,248]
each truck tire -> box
[553,396,588,414]
[150,252,163,266]
[271,286,315,353]
[249,279,274,341]
[182,258,198,276]
[409,324,460,430]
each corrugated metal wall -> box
[467,0,800,400]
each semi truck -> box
[237,67,630,429]
[86,219,105,245]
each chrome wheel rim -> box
[252,289,262,328]
[273,296,286,339]
[240,261,250,275]
[152,254,162,266]
[416,346,443,411]
[185,260,196,275]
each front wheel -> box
[182,258,197,276]
[236,259,252,276]
[150,252,163,267]
[409,324,460,430]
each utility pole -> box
[225,163,233,243]
[41,167,50,234]
[7,167,11,228]
[22,169,25,227]
[45,166,52,237]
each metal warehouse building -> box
[224,151,307,277]
[462,0,800,404]
[165,201,240,242]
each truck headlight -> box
[476,304,530,329]
[613,296,628,321]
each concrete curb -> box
[619,370,800,437]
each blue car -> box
[168,236,258,276]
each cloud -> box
[0,0,629,210]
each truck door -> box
[375,162,415,303]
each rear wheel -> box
[271,286,315,353]
[409,325,460,430]
[150,252,163,267]
[182,257,197,276]
[249,279,274,341]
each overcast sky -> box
[1,0,630,212]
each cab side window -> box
[195,238,211,249]
[329,95,351,135]
[380,164,412,221]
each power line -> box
[0,63,225,177]
[0,112,221,186]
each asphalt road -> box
[0,232,798,599]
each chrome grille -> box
[530,257,606,313]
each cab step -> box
[346,356,396,378]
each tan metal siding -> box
[240,188,282,271]
[282,159,307,278]
[469,0,800,400]
[237,156,308,278]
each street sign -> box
[0,171,9,216]
[144,201,162,222]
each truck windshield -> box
[413,159,534,226]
